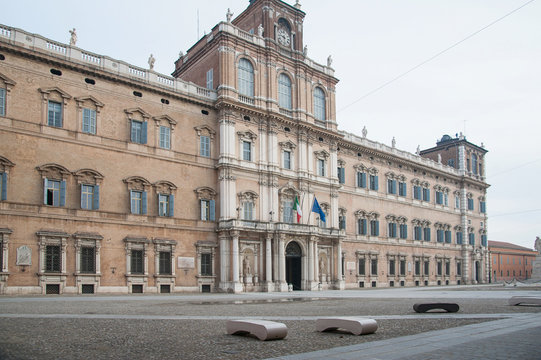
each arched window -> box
[313,87,326,121]
[278,73,292,110]
[238,59,254,97]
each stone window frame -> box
[411,178,430,201]
[196,240,218,291]
[194,125,215,158]
[0,72,16,117]
[434,184,450,206]
[123,176,152,215]
[237,130,257,162]
[355,251,367,277]
[153,180,177,217]
[387,253,397,277]
[278,184,299,223]
[355,210,379,236]
[37,230,69,293]
[124,107,151,145]
[38,87,72,128]
[73,232,102,294]
[75,95,104,135]
[153,238,177,277]
[279,140,296,170]
[153,115,177,150]
[194,186,217,221]
[314,150,329,177]
[318,202,329,228]
[385,172,406,195]
[338,207,347,230]
[73,168,104,211]
[36,163,71,207]
[237,190,259,221]
[369,252,379,277]
[124,236,150,293]
[0,156,15,202]
[0,228,13,274]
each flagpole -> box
[300,191,305,224]
[307,194,314,225]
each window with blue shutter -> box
[445,230,452,243]
[456,231,463,244]
[82,108,97,134]
[358,218,367,235]
[436,191,443,205]
[44,178,64,206]
[413,186,421,200]
[209,199,215,221]
[468,198,474,210]
[369,175,378,191]
[200,135,210,157]
[338,167,345,184]
[47,101,62,127]
[480,201,486,213]
[387,179,397,194]
[130,120,147,144]
[398,182,406,197]
[130,190,143,214]
[469,233,475,246]
[399,224,407,239]
[437,229,444,243]
[423,227,431,241]
[357,172,366,188]
[414,226,422,240]
[370,220,379,236]
[481,234,487,247]
[0,88,5,116]
[1,172,7,201]
[141,191,147,214]
[168,194,174,217]
[422,188,430,202]
[339,215,346,230]
[388,222,397,238]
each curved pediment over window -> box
[36,163,71,179]
[194,186,216,200]
[73,168,104,185]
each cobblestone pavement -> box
[0,285,539,359]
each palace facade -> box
[0,0,489,295]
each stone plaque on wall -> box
[178,257,195,269]
[16,246,32,266]
[346,261,356,271]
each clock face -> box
[277,28,290,46]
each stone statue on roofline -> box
[69,28,77,46]
[226,8,233,23]
[327,55,333,67]
[257,24,264,37]
[362,126,367,138]
[148,54,155,70]
[535,236,541,254]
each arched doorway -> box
[285,241,302,290]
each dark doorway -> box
[475,261,480,282]
[285,241,302,290]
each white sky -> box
[2,0,539,249]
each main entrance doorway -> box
[285,241,302,290]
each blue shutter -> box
[80,185,84,209]
[168,194,174,217]
[426,228,431,241]
[141,191,147,214]
[404,224,408,239]
[356,172,361,187]
[93,185,100,210]
[375,220,379,236]
[361,173,366,188]
[481,235,487,247]
[426,189,430,202]
[392,180,396,194]
[1,172,7,200]
[43,178,48,205]
[59,180,66,207]
[141,121,147,144]
[340,167,345,184]
[209,199,215,221]
[130,190,135,214]
[374,176,379,191]
[130,121,136,142]
[392,223,397,237]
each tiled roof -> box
[488,240,536,252]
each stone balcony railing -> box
[218,219,345,238]
[0,23,217,103]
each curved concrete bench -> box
[316,317,378,335]
[413,303,459,313]
[508,296,541,306]
[226,319,288,341]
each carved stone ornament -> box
[16,245,32,266]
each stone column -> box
[335,239,345,289]
[219,233,229,290]
[265,234,274,291]
[231,231,243,292]
[277,234,288,291]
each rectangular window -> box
[424,261,429,276]
[370,220,379,236]
[206,68,213,90]
[200,199,215,221]
[481,234,487,247]
[130,120,147,144]
[243,201,254,220]
[81,184,99,210]
[284,151,291,169]
[131,250,144,274]
[159,251,171,275]
[455,196,460,208]
[388,223,397,238]
[201,253,212,276]
[339,215,346,230]
[400,260,406,276]
[437,229,444,243]
[80,247,96,273]
[456,231,463,245]
[399,224,408,239]
[398,182,407,197]
[413,185,421,200]
[437,261,442,276]
[371,259,378,275]
[387,179,397,194]
[356,172,366,188]
[45,245,61,272]
[200,135,210,157]
[445,261,450,276]
[445,230,452,243]
[317,159,325,176]
[456,261,462,276]
[159,194,174,217]
[422,188,430,202]
[358,258,365,276]
[480,201,486,213]
[369,175,378,191]
[467,198,474,211]
[0,88,5,116]
[44,179,65,207]
[414,260,420,276]
[130,190,147,215]
[242,141,252,161]
[47,100,62,127]
[283,200,293,223]
[389,259,395,276]
[159,126,171,149]
[82,108,96,134]
[436,191,443,205]
[358,218,367,235]
[414,226,422,241]
[423,227,431,241]
[469,233,475,246]
[338,167,345,184]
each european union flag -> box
[311,196,326,222]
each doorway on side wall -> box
[285,241,302,290]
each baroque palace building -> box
[0,0,489,295]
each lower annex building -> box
[0,0,489,295]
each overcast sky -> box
[2,0,539,250]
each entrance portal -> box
[285,241,302,290]
[475,261,480,282]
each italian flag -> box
[293,195,302,223]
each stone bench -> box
[226,319,288,341]
[508,296,541,306]
[316,317,378,335]
[413,303,459,313]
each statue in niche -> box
[327,55,333,67]
[148,54,155,70]
[319,256,326,274]
[226,8,233,23]
[535,236,541,254]
[243,256,251,275]
[257,24,264,37]
[69,28,77,46]
[362,126,367,138]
